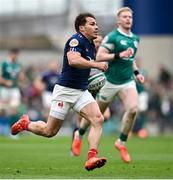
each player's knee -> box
[99,113,104,123]
[93,113,104,126]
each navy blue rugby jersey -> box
[41,71,60,92]
[58,32,96,90]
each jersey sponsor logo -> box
[120,40,127,45]
[134,40,138,48]
[69,39,79,47]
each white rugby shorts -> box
[42,91,52,109]
[97,80,136,103]
[0,87,21,107]
[49,84,95,120]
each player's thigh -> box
[73,90,103,124]
[0,87,10,101]
[49,100,71,134]
[80,101,103,124]
[119,86,138,110]
[73,90,95,116]
[97,100,110,114]
[97,80,118,103]
[10,88,21,106]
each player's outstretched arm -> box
[96,47,133,62]
[96,46,114,62]
[67,51,107,71]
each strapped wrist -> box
[134,70,140,76]
[114,53,120,59]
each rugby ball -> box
[88,72,106,91]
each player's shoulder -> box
[102,29,117,44]
[72,32,84,39]
[107,29,118,38]
[67,33,84,47]
[108,29,121,42]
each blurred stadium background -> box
[0,0,173,137]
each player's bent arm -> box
[133,61,145,84]
[0,76,13,87]
[133,61,139,72]
[67,51,107,71]
[96,46,115,62]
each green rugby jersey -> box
[102,28,140,84]
[0,60,21,87]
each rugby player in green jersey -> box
[96,7,145,163]
[0,48,22,107]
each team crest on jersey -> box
[120,40,127,45]
[69,39,79,47]
[134,41,138,48]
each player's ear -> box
[117,20,120,25]
[116,16,121,25]
[79,25,85,32]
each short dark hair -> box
[75,13,96,32]
[10,48,19,54]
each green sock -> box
[78,128,86,136]
[119,133,128,142]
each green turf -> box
[0,134,173,179]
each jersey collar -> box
[78,32,94,44]
[117,28,133,37]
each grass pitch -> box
[0,134,173,179]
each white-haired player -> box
[96,7,145,163]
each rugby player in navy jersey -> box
[41,61,61,109]
[11,13,108,171]
[71,35,110,157]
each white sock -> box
[118,138,125,146]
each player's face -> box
[118,11,133,30]
[81,17,99,40]
[10,53,18,61]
